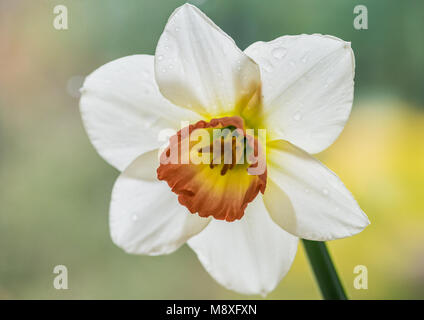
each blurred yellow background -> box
[1,0,423,299]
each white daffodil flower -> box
[80,3,369,296]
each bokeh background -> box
[1,0,423,299]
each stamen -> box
[199,133,243,175]
[220,164,230,176]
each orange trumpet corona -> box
[157,116,267,222]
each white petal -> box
[245,34,355,154]
[264,140,370,241]
[80,54,201,171]
[155,3,261,116]
[187,195,298,296]
[110,150,210,255]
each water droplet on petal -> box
[132,214,138,221]
[272,47,287,59]
[293,111,302,121]
[301,52,309,63]
[324,77,333,88]
[222,45,228,56]
[322,188,329,196]
[157,55,163,61]
[262,60,273,72]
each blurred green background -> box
[1,0,424,299]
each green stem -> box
[302,239,348,300]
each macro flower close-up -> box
[80,3,369,295]
[4,0,424,306]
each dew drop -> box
[175,27,180,32]
[305,188,310,194]
[324,77,333,88]
[301,52,309,63]
[272,47,287,59]
[132,214,139,221]
[157,55,163,61]
[262,60,273,72]
[222,45,228,56]
[322,188,329,196]
[293,111,302,121]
